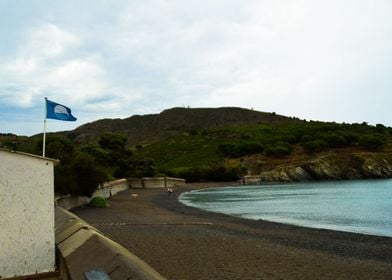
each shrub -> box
[54,153,108,197]
[167,164,242,182]
[81,144,109,166]
[98,132,128,151]
[217,142,263,158]
[39,136,75,163]
[359,134,386,150]
[375,124,387,134]
[89,196,109,208]
[339,131,359,145]
[264,142,292,157]
[322,133,347,148]
[302,139,328,153]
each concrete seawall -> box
[128,177,186,189]
[57,177,186,210]
[55,207,166,280]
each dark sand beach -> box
[73,183,392,280]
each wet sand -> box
[72,183,392,280]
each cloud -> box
[25,23,79,58]
[1,23,79,106]
[0,22,140,111]
[126,1,390,124]
[2,1,392,135]
[110,1,315,103]
[4,23,79,74]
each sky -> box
[1,0,392,136]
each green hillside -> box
[68,107,302,146]
[137,121,392,179]
[1,107,392,194]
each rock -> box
[260,166,312,182]
[258,153,392,182]
[361,157,392,178]
[302,159,342,180]
[260,168,291,182]
[286,166,312,181]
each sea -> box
[179,179,392,237]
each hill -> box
[136,119,392,182]
[68,107,302,145]
[2,107,392,187]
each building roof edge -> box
[0,148,60,164]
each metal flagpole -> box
[42,97,47,157]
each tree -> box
[39,136,108,196]
[98,132,127,151]
[39,136,74,163]
[69,153,108,197]
[359,134,386,151]
[97,132,156,179]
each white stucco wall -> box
[0,150,56,278]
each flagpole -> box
[43,97,47,157]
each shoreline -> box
[156,183,392,261]
[177,182,392,239]
[73,183,392,279]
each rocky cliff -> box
[259,153,392,182]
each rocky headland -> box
[258,153,392,182]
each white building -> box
[0,149,58,278]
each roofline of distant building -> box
[0,148,60,164]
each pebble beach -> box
[72,183,392,280]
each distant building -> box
[0,149,58,278]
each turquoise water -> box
[180,180,392,237]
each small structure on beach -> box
[0,149,58,279]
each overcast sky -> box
[1,1,392,136]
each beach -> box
[72,183,392,280]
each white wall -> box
[56,195,90,211]
[94,178,129,198]
[56,177,186,210]
[142,177,167,188]
[128,177,186,189]
[128,178,144,189]
[166,177,186,188]
[0,150,56,278]
[56,179,130,210]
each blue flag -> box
[46,99,77,121]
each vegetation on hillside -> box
[137,121,391,181]
[1,107,391,189]
[68,107,302,146]
[0,132,156,196]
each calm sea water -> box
[180,180,392,237]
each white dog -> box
[131,193,139,199]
